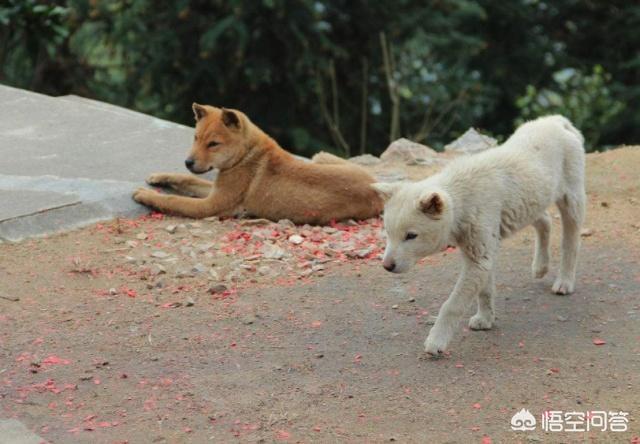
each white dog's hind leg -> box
[469,269,495,330]
[531,211,551,279]
[552,193,585,294]
[425,254,491,355]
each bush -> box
[515,65,625,151]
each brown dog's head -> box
[185,104,253,173]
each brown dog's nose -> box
[185,158,195,170]
[383,262,396,272]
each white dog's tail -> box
[555,115,585,147]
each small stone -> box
[261,243,286,259]
[408,297,416,302]
[288,234,304,245]
[322,226,337,234]
[278,219,295,228]
[136,232,148,240]
[151,251,170,259]
[425,315,438,325]
[208,269,219,281]
[600,201,609,208]
[165,224,177,234]
[257,266,271,276]
[109,288,117,295]
[151,264,166,275]
[241,314,256,325]
[126,240,138,248]
[391,304,399,309]
[185,297,195,307]
[556,315,569,322]
[580,228,593,237]
[239,218,271,226]
[208,284,228,294]
[191,263,207,274]
[315,353,324,359]
[175,269,194,278]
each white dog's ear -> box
[418,191,444,219]
[192,103,208,121]
[371,182,401,202]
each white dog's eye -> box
[405,232,418,241]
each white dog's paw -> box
[532,261,549,279]
[468,313,494,330]
[424,332,449,357]
[552,278,575,295]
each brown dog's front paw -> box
[146,173,171,187]
[132,187,158,206]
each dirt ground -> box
[1,147,639,444]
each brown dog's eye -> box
[207,141,220,148]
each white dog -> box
[373,115,586,355]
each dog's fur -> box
[373,115,586,355]
[133,104,383,224]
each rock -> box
[278,219,295,228]
[241,314,256,325]
[191,263,207,274]
[208,284,228,294]
[239,218,272,226]
[391,304,399,309]
[175,269,194,278]
[150,264,166,275]
[425,315,438,325]
[136,232,148,240]
[322,226,337,234]
[126,240,138,248]
[151,251,170,259]
[349,154,381,166]
[374,170,407,183]
[109,288,118,295]
[165,224,177,234]
[444,128,497,154]
[380,138,437,165]
[261,243,286,259]
[580,228,594,237]
[257,266,272,276]
[185,296,195,307]
[208,269,219,280]
[288,234,304,245]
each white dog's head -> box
[372,182,454,273]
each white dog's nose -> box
[383,260,396,272]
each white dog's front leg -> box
[425,256,490,355]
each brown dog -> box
[132,104,383,224]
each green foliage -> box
[515,66,625,150]
[1,1,638,154]
[0,0,70,91]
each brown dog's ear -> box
[192,103,208,121]
[221,108,241,130]
[418,192,444,219]
[371,182,401,202]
